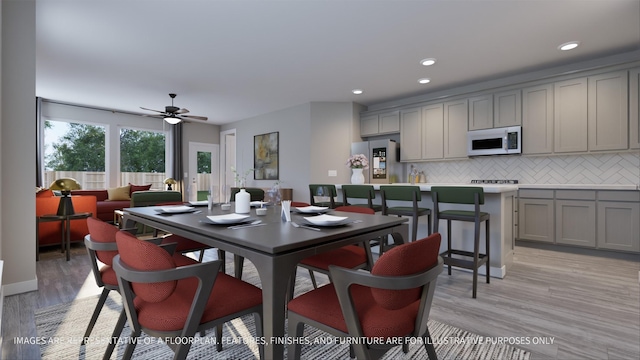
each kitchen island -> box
[336,183,518,278]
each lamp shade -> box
[49,177,82,191]
[49,178,81,216]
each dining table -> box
[122,204,408,360]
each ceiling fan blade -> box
[176,108,190,114]
[180,114,208,121]
[140,107,165,113]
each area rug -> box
[35,263,530,359]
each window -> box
[119,128,167,190]
[44,120,106,189]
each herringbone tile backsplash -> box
[409,151,640,185]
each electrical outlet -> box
[328,170,337,177]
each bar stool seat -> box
[431,186,490,299]
[380,185,431,244]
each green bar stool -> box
[341,184,382,212]
[431,186,490,299]
[309,184,343,209]
[380,185,431,243]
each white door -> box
[219,129,236,203]
[188,142,219,202]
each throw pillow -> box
[107,185,131,201]
[129,183,152,195]
[36,188,54,198]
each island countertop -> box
[336,183,519,193]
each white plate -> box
[294,206,330,213]
[206,213,251,224]
[250,201,269,207]
[156,205,196,214]
[304,214,348,226]
[188,200,209,206]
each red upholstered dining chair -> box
[130,192,214,262]
[288,232,444,360]
[112,230,264,360]
[293,206,376,290]
[83,217,199,359]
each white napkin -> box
[281,200,291,222]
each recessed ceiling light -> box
[418,78,431,84]
[558,41,579,51]
[352,89,363,95]
[420,58,436,66]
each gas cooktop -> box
[470,179,519,184]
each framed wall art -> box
[254,131,279,180]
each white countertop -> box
[517,183,639,191]
[337,183,639,192]
[337,183,518,193]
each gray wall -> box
[222,102,361,202]
[1,0,37,295]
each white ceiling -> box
[36,0,640,125]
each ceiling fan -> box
[140,93,208,124]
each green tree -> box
[120,129,165,172]
[197,151,211,173]
[45,123,105,171]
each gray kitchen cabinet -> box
[555,199,596,248]
[522,84,554,154]
[361,111,400,137]
[518,189,555,243]
[597,191,640,252]
[494,89,521,128]
[630,68,640,149]
[554,77,588,153]
[444,99,468,159]
[588,71,629,151]
[468,94,493,130]
[400,107,422,161]
[379,111,401,134]
[360,114,379,136]
[422,103,444,160]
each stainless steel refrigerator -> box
[350,140,400,184]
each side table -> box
[36,212,92,261]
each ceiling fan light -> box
[164,116,182,125]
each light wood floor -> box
[2,242,639,359]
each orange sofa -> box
[36,190,98,249]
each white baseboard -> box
[2,276,38,296]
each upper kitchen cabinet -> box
[360,111,400,137]
[468,94,493,130]
[399,107,423,161]
[588,71,628,151]
[554,77,588,153]
[522,84,554,154]
[494,89,522,128]
[630,68,640,149]
[444,99,469,159]
[422,103,444,160]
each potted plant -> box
[345,154,369,184]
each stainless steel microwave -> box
[467,126,522,156]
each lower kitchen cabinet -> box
[518,189,640,253]
[518,197,554,243]
[555,200,596,247]
[597,201,640,252]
